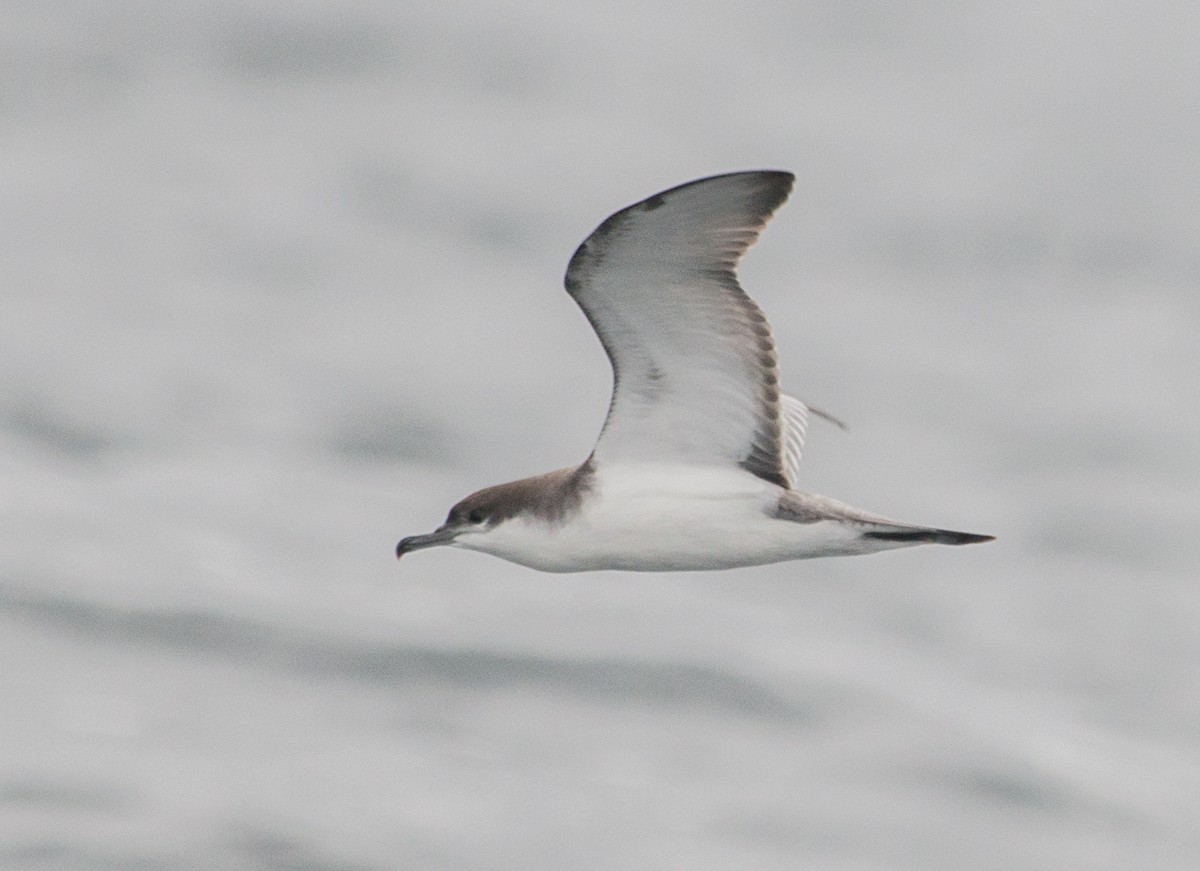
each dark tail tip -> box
[863,529,995,546]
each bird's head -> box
[395,487,506,558]
[395,464,592,562]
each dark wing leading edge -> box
[564,170,796,487]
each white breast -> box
[460,464,865,572]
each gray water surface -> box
[3,2,1198,868]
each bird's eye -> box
[467,509,485,525]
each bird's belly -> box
[479,473,859,572]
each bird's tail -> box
[862,528,994,546]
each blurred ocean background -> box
[3,2,1198,868]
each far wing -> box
[779,394,809,488]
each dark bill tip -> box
[395,528,456,559]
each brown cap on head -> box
[395,461,593,559]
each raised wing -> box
[564,171,795,487]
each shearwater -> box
[396,171,993,571]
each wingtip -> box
[564,169,797,294]
[805,404,849,431]
[652,169,795,211]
